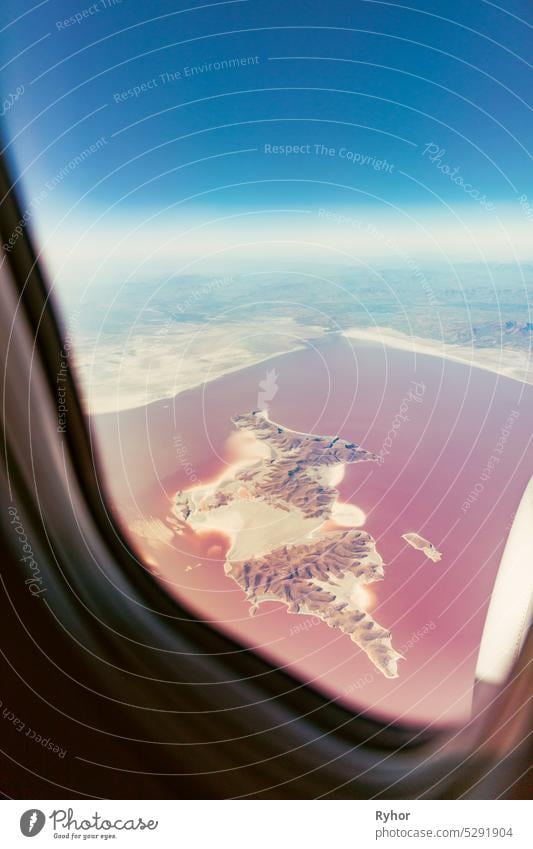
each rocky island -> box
[174,411,403,678]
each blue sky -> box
[1,0,532,279]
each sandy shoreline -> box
[343,326,532,386]
[87,322,531,416]
[81,315,325,415]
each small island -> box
[402,532,442,563]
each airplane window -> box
[2,0,531,731]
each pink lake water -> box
[92,334,533,727]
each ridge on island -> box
[174,410,403,678]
